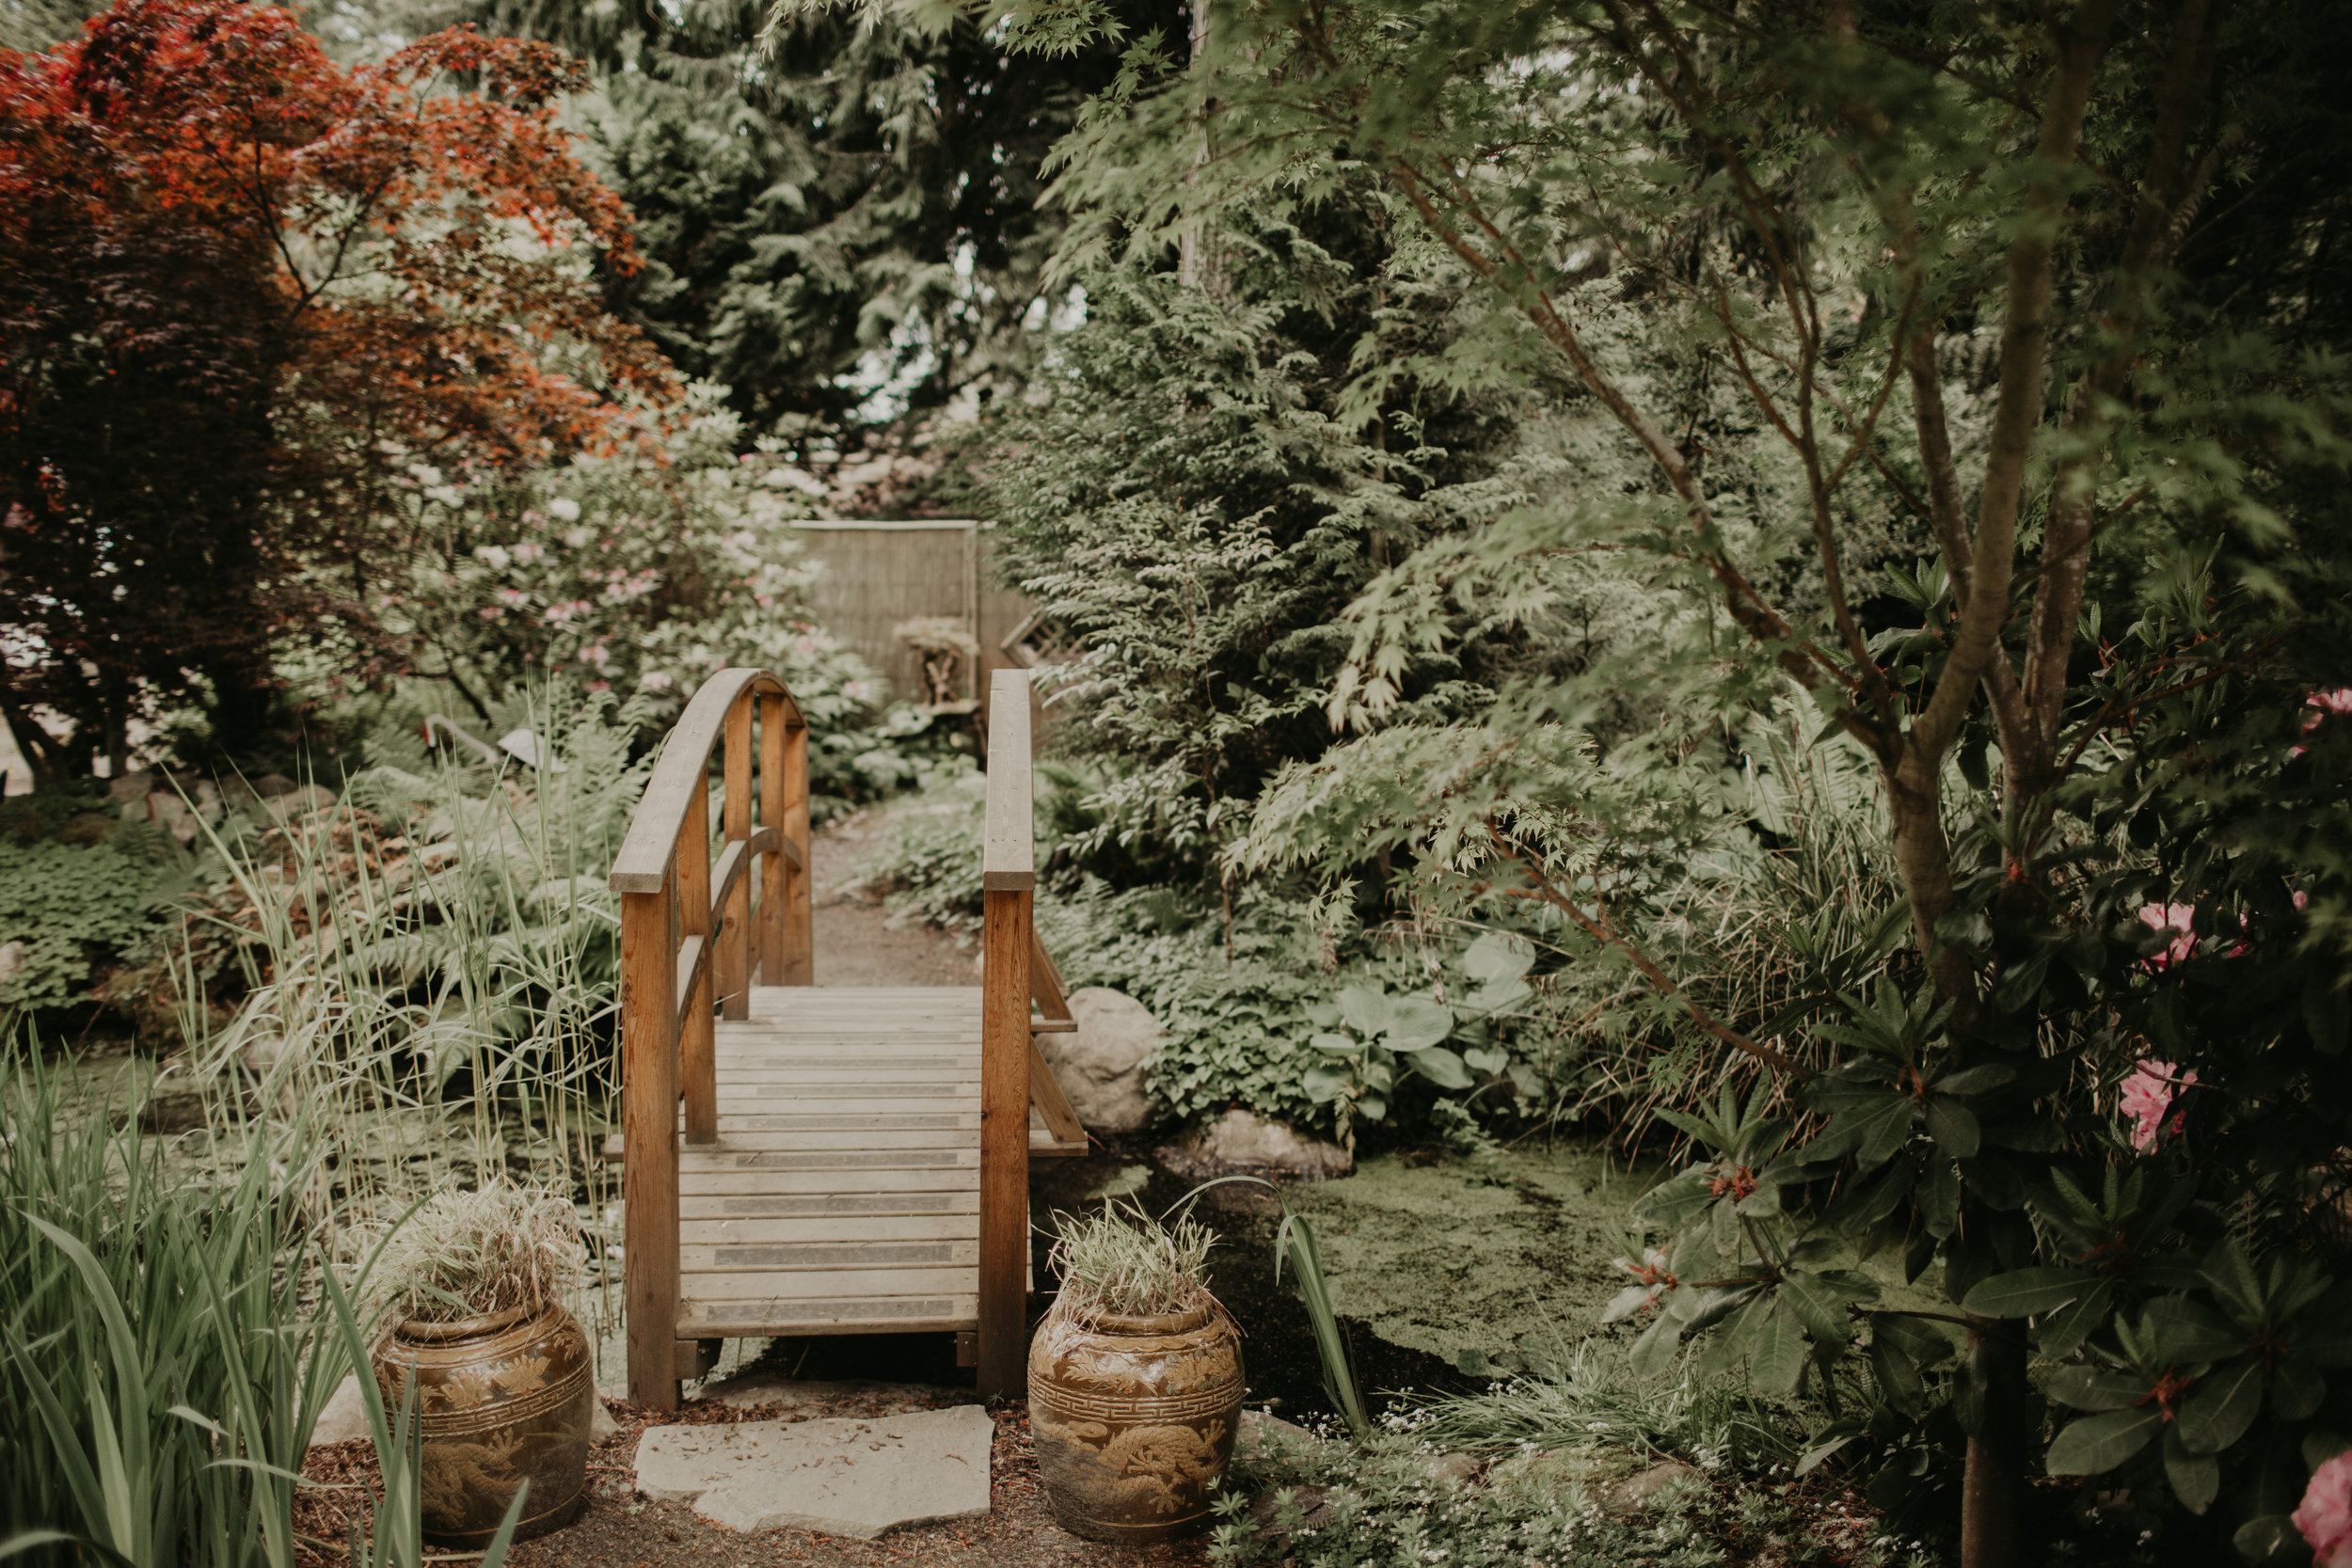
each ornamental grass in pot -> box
[1028,1200,1247,1544]
[368,1180,595,1547]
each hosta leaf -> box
[1962,1267,2095,1319]
[1310,1032,1360,1055]
[2046,1407,2164,1475]
[1335,985,1392,1037]
[1383,995,1455,1052]
[1401,1046,1471,1090]
[2178,1359,2265,1454]
[1299,1066,1354,1103]
[1461,932,1534,986]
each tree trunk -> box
[1962,1316,2027,1568]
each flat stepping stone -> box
[634,1405,993,1538]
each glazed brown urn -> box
[1027,1303,1247,1544]
[372,1302,595,1547]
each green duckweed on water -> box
[1287,1144,1650,1370]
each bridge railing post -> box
[620,879,680,1410]
[978,667,1034,1398]
[612,668,810,1412]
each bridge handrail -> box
[608,665,812,1407]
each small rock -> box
[0,940,24,987]
[698,1372,937,1412]
[591,1398,621,1443]
[1248,1482,1332,1538]
[1606,1459,1704,1510]
[264,784,336,821]
[1160,1108,1353,1180]
[140,792,199,846]
[1039,987,1160,1134]
[105,770,155,804]
[1422,1450,1483,1489]
[251,773,298,798]
[220,777,260,811]
[1235,1409,1321,1459]
[1488,1448,1611,1499]
[633,1406,993,1538]
[310,1373,372,1447]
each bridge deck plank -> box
[675,986,1013,1338]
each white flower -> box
[547,498,582,522]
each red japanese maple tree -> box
[0,0,674,774]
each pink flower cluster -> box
[2119,1059,2196,1152]
[2297,1451,2352,1567]
[2137,902,2201,969]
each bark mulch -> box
[296,1390,1213,1568]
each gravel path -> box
[810,815,981,989]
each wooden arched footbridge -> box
[610,665,1085,1409]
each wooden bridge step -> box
[681,1214,976,1244]
[677,1299,978,1337]
[679,1192,979,1219]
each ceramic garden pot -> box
[1027,1303,1247,1544]
[372,1302,594,1547]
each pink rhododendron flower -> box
[2311,689,2352,720]
[2137,902,2199,969]
[2119,1059,2197,1152]
[2296,1451,2352,1567]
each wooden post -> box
[780,721,813,986]
[758,691,787,984]
[676,773,717,1146]
[620,884,680,1411]
[977,668,1034,1398]
[719,695,753,1022]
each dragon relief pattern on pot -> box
[1028,1305,1246,1544]
[373,1304,595,1546]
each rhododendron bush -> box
[0,0,671,772]
[388,386,881,731]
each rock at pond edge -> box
[1160,1108,1352,1180]
[1039,986,1159,1134]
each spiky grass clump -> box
[368,1177,582,1326]
[1047,1199,1218,1323]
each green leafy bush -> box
[0,833,176,1011]
[1209,1418,1919,1568]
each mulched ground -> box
[296,1388,1212,1568]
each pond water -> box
[724,1132,1652,1422]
